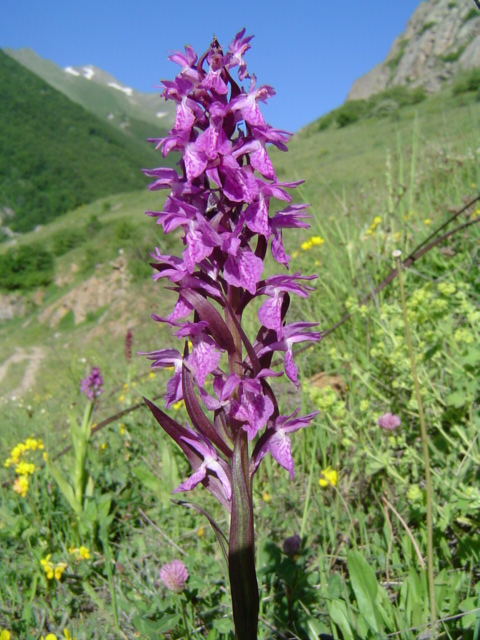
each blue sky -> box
[1,0,422,131]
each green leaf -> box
[131,464,162,493]
[328,598,355,640]
[212,617,234,633]
[459,596,480,630]
[347,549,383,634]
[46,458,81,515]
[133,613,180,637]
[446,390,466,408]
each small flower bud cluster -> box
[80,366,104,401]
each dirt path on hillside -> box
[0,346,45,397]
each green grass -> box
[0,81,480,639]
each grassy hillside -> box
[4,47,176,136]
[0,50,174,233]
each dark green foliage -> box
[419,21,436,35]
[115,220,138,243]
[335,100,367,128]
[314,86,427,131]
[315,112,335,131]
[440,44,468,63]
[386,38,409,73]
[0,50,158,233]
[464,8,479,22]
[51,227,86,256]
[84,214,102,235]
[0,243,55,290]
[452,68,480,95]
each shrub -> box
[335,100,367,128]
[452,68,480,95]
[115,220,138,243]
[0,243,55,291]
[51,227,86,256]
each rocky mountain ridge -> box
[348,0,480,100]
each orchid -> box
[143,31,321,640]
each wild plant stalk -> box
[393,250,437,632]
[141,31,321,639]
[46,367,104,522]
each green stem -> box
[394,251,437,633]
[181,598,192,640]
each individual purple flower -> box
[257,273,317,332]
[141,348,184,408]
[159,559,189,593]
[173,430,232,501]
[258,322,322,387]
[378,413,401,431]
[80,367,103,402]
[225,27,254,79]
[252,409,319,479]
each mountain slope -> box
[0,50,164,233]
[4,48,176,139]
[348,0,480,100]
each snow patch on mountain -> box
[64,66,80,77]
[82,66,94,80]
[108,82,133,96]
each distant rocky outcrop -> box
[348,0,480,101]
[38,256,130,327]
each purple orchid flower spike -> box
[142,31,322,640]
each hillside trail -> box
[0,346,45,397]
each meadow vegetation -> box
[0,50,173,234]
[0,74,479,639]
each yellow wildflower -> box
[424,218,431,225]
[197,527,205,537]
[63,631,77,640]
[54,563,67,580]
[13,475,29,497]
[41,634,58,640]
[41,555,55,580]
[262,491,272,502]
[148,371,156,379]
[310,235,324,246]
[78,546,90,560]
[301,240,312,251]
[119,424,125,435]
[292,250,299,259]
[172,400,184,411]
[25,437,43,450]
[319,467,338,488]
[0,630,12,640]
[15,461,35,475]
